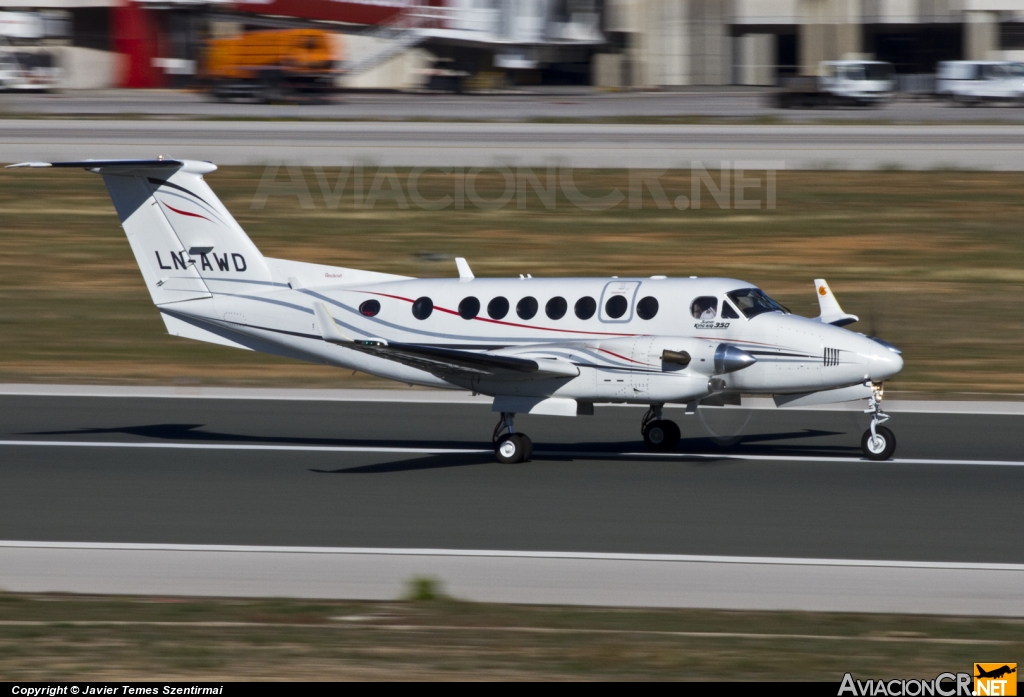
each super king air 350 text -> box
[10,158,905,463]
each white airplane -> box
[10,158,904,462]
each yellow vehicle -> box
[202,28,341,102]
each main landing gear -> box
[493,412,533,464]
[861,383,896,461]
[641,405,680,451]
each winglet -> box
[313,302,352,344]
[455,257,474,280]
[813,279,859,327]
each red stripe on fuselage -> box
[597,347,656,366]
[359,290,637,337]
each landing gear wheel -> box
[496,434,527,464]
[861,426,896,461]
[514,433,533,461]
[643,420,680,451]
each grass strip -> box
[0,592,1020,680]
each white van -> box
[774,60,895,108]
[936,60,1024,103]
[0,49,59,91]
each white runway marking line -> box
[1,439,1023,467]
[5,540,1024,570]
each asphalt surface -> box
[4,119,1024,169]
[1,395,1022,563]
[5,87,1024,122]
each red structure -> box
[233,1,408,26]
[111,1,165,88]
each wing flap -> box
[313,303,579,380]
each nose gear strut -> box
[861,383,896,460]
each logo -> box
[975,664,1017,696]
[819,285,828,296]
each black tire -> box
[861,426,896,461]
[495,433,526,464]
[643,419,680,451]
[514,433,533,461]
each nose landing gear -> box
[493,411,532,464]
[861,383,896,460]
[641,404,680,451]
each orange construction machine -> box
[201,28,342,102]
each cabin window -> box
[726,288,788,319]
[488,296,509,320]
[459,296,480,320]
[575,296,596,319]
[359,299,380,317]
[517,296,538,320]
[721,301,740,319]
[605,295,628,319]
[636,296,659,320]
[412,296,433,320]
[546,296,567,320]
[691,297,718,320]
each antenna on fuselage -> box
[455,257,474,281]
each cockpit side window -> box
[726,288,788,319]
[721,300,740,319]
[691,297,718,320]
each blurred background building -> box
[1,0,1023,91]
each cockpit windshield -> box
[726,288,789,319]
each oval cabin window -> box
[605,295,628,319]
[545,296,567,320]
[488,296,509,320]
[517,296,538,320]
[636,296,659,320]
[359,299,381,317]
[412,296,433,320]
[575,296,596,320]
[459,296,480,320]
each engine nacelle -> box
[592,336,750,403]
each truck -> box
[772,60,895,108]
[200,28,341,103]
[0,44,59,92]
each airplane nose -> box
[866,337,903,381]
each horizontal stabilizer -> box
[774,383,873,408]
[7,159,184,171]
[813,278,859,327]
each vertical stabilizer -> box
[7,158,273,306]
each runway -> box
[2,388,1022,612]
[1,391,1021,562]
[3,119,1024,169]
[6,87,1024,122]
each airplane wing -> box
[312,303,579,380]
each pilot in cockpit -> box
[691,297,718,320]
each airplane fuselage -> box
[163,267,903,405]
